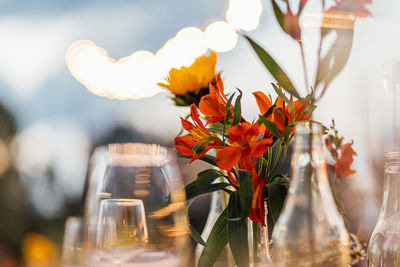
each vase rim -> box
[294,121,322,135]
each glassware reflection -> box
[61,216,84,267]
[368,152,400,266]
[83,143,189,267]
[95,199,148,266]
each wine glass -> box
[95,199,148,266]
[61,216,84,267]
[83,143,190,267]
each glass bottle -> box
[368,151,400,267]
[272,122,350,266]
[248,202,273,266]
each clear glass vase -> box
[368,152,400,267]
[195,190,234,267]
[272,122,350,266]
[195,191,273,266]
[248,204,273,266]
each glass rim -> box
[91,143,173,167]
[294,121,322,135]
[384,151,400,168]
[384,151,400,158]
[100,198,144,203]
[100,198,145,207]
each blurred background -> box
[0,0,399,266]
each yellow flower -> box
[158,51,217,96]
[23,233,58,267]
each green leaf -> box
[266,183,288,223]
[200,154,217,166]
[177,153,218,167]
[271,83,293,111]
[270,0,285,32]
[225,93,235,125]
[259,116,281,138]
[261,104,275,119]
[185,182,230,200]
[192,137,214,156]
[245,36,300,99]
[232,89,242,126]
[171,96,189,106]
[189,224,207,247]
[238,170,253,218]
[198,209,229,267]
[227,191,249,267]
[315,25,355,95]
[207,122,225,134]
[196,169,225,186]
[280,124,293,142]
[271,173,290,186]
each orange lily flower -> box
[334,141,357,178]
[216,122,273,173]
[254,89,310,134]
[174,104,222,163]
[253,91,274,138]
[275,89,310,133]
[199,75,232,125]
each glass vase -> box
[368,152,400,267]
[195,191,273,266]
[272,122,350,266]
[248,203,273,266]
[195,190,234,267]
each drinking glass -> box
[61,216,84,267]
[83,143,190,267]
[95,199,148,266]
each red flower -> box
[254,89,310,135]
[250,172,266,225]
[174,104,222,163]
[216,121,272,225]
[199,75,232,125]
[253,91,274,138]
[334,141,357,178]
[216,122,273,173]
[284,9,301,41]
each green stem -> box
[267,146,273,175]
[271,144,289,178]
[268,144,282,180]
[299,42,310,94]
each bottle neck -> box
[291,130,328,189]
[381,170,400,216]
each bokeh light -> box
[66,0,263,100]
[226,0,263,31]
[204,21,238,53]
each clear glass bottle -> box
[368,151,400,267]
[272,122,350,266]
[248,203,273,266]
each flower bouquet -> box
[158,0,371,266]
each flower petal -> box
[216,146,241,170]
[253,91,272,115]
[249,176,266,225]
[174,136,196,156]
[251,138,273,158]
